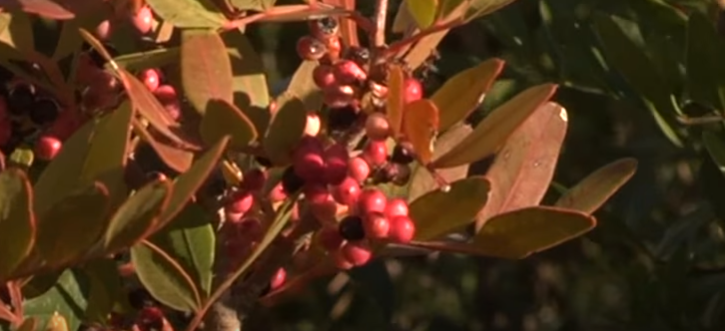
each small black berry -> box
[339,215,365,241]
[314,17,339,37]
[127,288,155,310]
[345,47,370,67]
[327,106,359,132]
[391,144,414,164]
[29,98,60,125]
[281,166,305,195]
[7,84,35,115]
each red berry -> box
[296,35,327,61]
[139,68,161,92]
[333,250,354,270]
[312,65,337,90]
[363,212,390,239]
[46,110,81,141]
[385,198,409,219]
[268,183,287,202]
[403,77,423,104]
[293,136,326,182]
[95,20,113,41]
[305,112,322,137]
[341,241,372,266]
[303,183,330,205]
[323,143,349,185]
[331,176,361,206]
[357,188,387,214]
[0,119,10,146]
[365,112,390,141]
[35,135,62,161]
[236,217,264,242]
[318,226,345,252]
[348,157,370,183]
[153,85,180,120]
[226,191,254,214]
[325,36,342,62]
[241,168,267,192]
[388,216,415,243]
[269,268,286,291]
[131,6,154,35]
[333,60,367,84]
[363,140,388,167]
[0,95,8,120]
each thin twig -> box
[373,0,388,47]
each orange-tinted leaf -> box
[402,99,439,164]
[256,4,349,22]
[286,60,324,112]
[132,119,194,173]
[407,0,438,29]
[0,0,74,19]
[476,102,567,229]
[431,58,505,131]
[263,94,307,166]
[555,158,637,214]
[0,169,35,281]
[472,206,596,259]
[200,99,257,149]
[432,84,558,169]
[387,65,405,138]
[181,29,234,115]
[409,176,490,241]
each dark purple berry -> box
[281,166,305,195]
[29,98,60,125]
[338,215,365,241]
[327,105,359,132]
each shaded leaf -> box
[24,270,88,331]
[102,179,172,254]
[83,259,124,324]
[36,182,110,267]
[131,240,201,312]
[432,84,557,169]
[109,48,180,72]
[685,12,725,111]
[392,0,416,33]
[286,60,323,112]
[409,176,490,241]
[476,102,568,228]
[0,169,35,281]
[402,99,439,164]
[386,65,405,138]
[472,206,596,259]
[263,94,307,166]
[555,158,638,214]
[222,29,271,127]
[407,0,438,29]
[0,0,74,19]
[200,99,257,149]
[157,136,229,230]
[408,123,472,201]
[131,119,194,173]
[0,11,34,56]
[146,0,227,28]
[151,203,215,297]
[181,29,234,115]
[431,58,505,131]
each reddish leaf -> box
[555,158,638,214]
[132,119,194,173]
[181,29,234,115]
[0,0,74,19]
[256,4,349,23]
[475,102,568,229]
[386,65,405,138]
[402,99,439,164]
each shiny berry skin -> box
[345,46,370,67]
[363,140,388,167]
[241,168,267,192]
[35,135,62,161]
[139,68,161,91]
[333,250,354,270]
[226,191,254,214]
[338,215,365,241]
[403,77,423,104]
[310,195,339,224]
[304,112,322,137]
[269,268,286,291]
[293,136,326,182]
[281,166,305,195]
[365,112,390,141]
[341,241,372,266]
[357,188,387,214]
[385,198,409,219]
[153,85,180,120]
[323,143,349,185]
[391,143,415,164]
[131,6,154,35]
[268,182,287,202]
[318,226,344,251]
[296,35,327,61]
[310,16,339,39]
[333,60,367,84]
[327,106,359,132]
[348,157,370,183]
[303,183,330,205]
[388,216,415,243]
[363,212,390,239]
[312,65,337,90]
[29,98,60,126]
[95,20,112,40]
[331,176,361,206]
[324,36,342,62]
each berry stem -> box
[373,0,388,47]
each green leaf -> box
[704,131,725,172]
[386,65,405,138]
[465,0,516,21]
[109,48,180,72]
[406,0,438,29]
[432,84,557,169]
[472,206,596,259]
[402,99,439,164]
[409,176,490,241]
[24,270,88,331]
[131,240,201,312]
[229,0,276,11]
[431,58,504,132]
[181,29,234,115]
[685,12,725,111]
[476,102,568,227]
[1,0,74,19]
[83,259,124,324]
[146,0,227,28]
[151,203,215,297]
[555,158,638,215]
[263,94,307,166]
[286,60,323,112]
[0,169,35,281]
[102,179,172,254]
[200,99,257,149]
[36,182,110,267]
[0,11,34,57]
[157,136,229,230]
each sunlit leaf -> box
[0,169,35,281]
[24,270,88,331]
[146,0,227,28]
[263,94,307,166]
[407,0,438,29]
[286,60,324,112]
[181,29,234,115]
[387,65,405,138]
[200,99,257,149]
[555,158,638,214]
[402,99,439,164]
[109,48,180,72]
[0,11,34,57]
[131,119,194,173]
[0,0,74,20]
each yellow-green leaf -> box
[472,206,596,259]
[146,0,227,28]
[387,65,406,138]
[407,0,438,29]
[685,12,725,111]
[109,48,180,72]
[200,99,257,149]
[0,169,35,280]
[286,60,323,112]
[409,176,490,241]
[431,58,505,131]
[432,84,557,169]
[402,99,439,164]
[392,0,417,33]
[465,0,517,21]
[181,29,234,115]
[555,158,637,215]
[263,94,307,166]
[0,11,34,58]
[131,119,194,173]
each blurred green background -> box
[239,0,725,330]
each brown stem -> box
[373,0,388,47]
